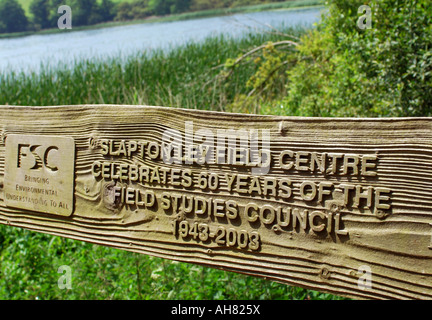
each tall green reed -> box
[0,26,306,110]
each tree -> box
[30,0,52,30]
[170,0,191,14]
[99,0,116,22]
[0,0,28,33]
[148,0,172,15]
[115,2,134,21]
[47,0,65,28]
[72,0,98,26]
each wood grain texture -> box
[0,104,431,300]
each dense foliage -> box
[0,0,28,32]
[285,0,432,117]
[0,0,318,33]
[29,0,116,29]
[226,0,432,117]
[115,0,294,19]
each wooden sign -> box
[0,104,431,299]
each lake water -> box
[0,7,323,74]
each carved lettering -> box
[173,219,261,251]
[90,138,396,251]
[278,150,378,176]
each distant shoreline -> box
[0,1,324,39]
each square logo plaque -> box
[4,134,75,216]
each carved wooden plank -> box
[0,104,431,299]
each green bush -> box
[283,0,432,117]
[224,0,432,117]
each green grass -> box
[17,0,133,15]
[0,28,303,108]
[0,25,347,300]
[0,225,346,299]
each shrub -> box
[0,0,28,33]
[284,0,432,117]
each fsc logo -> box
[4,134,75,216]
[17,144,59,171]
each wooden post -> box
[0,104,431,299]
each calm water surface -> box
[0,7,322,74]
